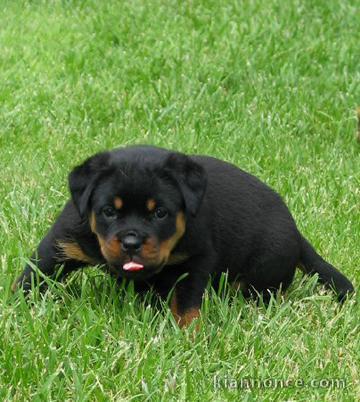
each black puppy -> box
[12,146,354,327]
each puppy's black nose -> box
[121,232,142,253]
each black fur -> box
[13,146,354,324]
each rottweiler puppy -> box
[12,146,354,327]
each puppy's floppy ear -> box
[68,151,111,217]
[164,153,207,216]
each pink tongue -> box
[123,261,144,272]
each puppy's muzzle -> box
[120,231,143,254]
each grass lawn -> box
[0,0,359,400]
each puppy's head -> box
[68,148,206,278]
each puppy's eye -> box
[154,207,168,219]
[102,206,117,219]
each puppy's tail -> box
[299,235,354,302]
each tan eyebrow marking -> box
[114,197,123,209]
[146,199,156,212]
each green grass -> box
[0,0,359,400]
